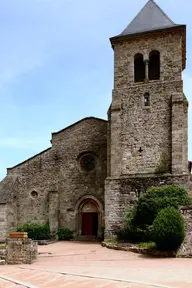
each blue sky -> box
[0,0,191,180]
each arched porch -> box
[75,195,104,238]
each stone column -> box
[105,178,122,238]
[171,93,187,174]
[183,99,188,172]
[48,191,59,236]
[144,60,149,81]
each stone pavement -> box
[0,242,192,288]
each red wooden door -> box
[82,213,93,235]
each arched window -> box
[144,92,150,107]
[149,50,160,80]
[134,53,145,83]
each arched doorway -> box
[75,196,104,238]
[81,201,98,236]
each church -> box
[0,0,190,241]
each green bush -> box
[150,207,185,251]
[116,227,150,243]
[17,223,50,240]
[57,228,73,241]
[130,185,191,228]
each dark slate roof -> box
[120,0,177,36]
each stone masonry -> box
[0,118,107,239]
[0,0,191,240]
[105,1,190,237]
[6,238,38,264]
[177,206,192,257]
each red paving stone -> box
[0,242,192,287]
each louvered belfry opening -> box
[149,50,160,80]
[134,53,145,82]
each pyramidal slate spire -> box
[120,0,177,36]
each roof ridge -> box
[121,0,150,35]
[151,0,175,25]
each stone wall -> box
[177,206,192,257]
[6,238,38,264]
[52,117,107,230]
[180,206,192,234]
[113,31,182,88]
[105,26,189,237]
[105,174,189,237]
[108,30,187,177]
[6,117,107,235]
[0,204,7,242]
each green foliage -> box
[137,241,156,250]
[119,185,190,244]
[130,185,191,228]
[17,223,50,240]
[104,238,117,243]
[57,228,73,241]
[116,224,152,243]
[155,152,170,174]
[150,207,185,251]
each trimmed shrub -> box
[57,228,73,241]
[116,227,150,243]
[17,223,50,240]
[130,185,191,228]
[150,207,185,251]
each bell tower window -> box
[149,50,160,80]
[134,53,145,83]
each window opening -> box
[149,50,160,80]
[144,93,150,107]
[134,53,145,82]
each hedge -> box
[17,223,50,240]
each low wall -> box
[6,238,38,264]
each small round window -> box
[79,154,96,172]
[31,191,38,199]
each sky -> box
[0,0,191,180]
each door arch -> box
[75,195,104,238]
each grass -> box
[104,238,117,243]
[137,241,156,250]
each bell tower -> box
[105,0,189,237]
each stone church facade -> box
[0,0,191,241]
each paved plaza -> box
[0,242,192,288]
